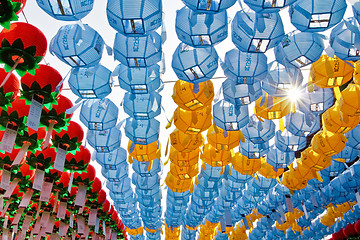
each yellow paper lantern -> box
[170,163,199,180]
[170,128,203,152]
[128,140,160,162]
[322,103,360,134]
[172,80,214,111]
[165,172,193,193]
[300,148,332,171]
[169,147,199,167]
[311,130,347,156]
[173,106,212,134]
[254,93,291,120]
[231,152,262,175]
[207,125,241,150]
[282,170,307,191]
[353,60,360,84]
[310,55,353,88]
[200,143,233,167]
[292,161,318,180]
[338,84,360,116]
[258,158,284,178]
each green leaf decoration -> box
[1,38,11,48]
[24,46,36,57]
[27,67,36,76]
[34,56,43,63]
[3,63,12,73]
[12,39,24,50]
[0,21,11,30]
[15,68,26,77]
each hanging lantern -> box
[96,147,127,170]
[289,0,346,32]
[51,120,84,154]
[207,125,241,151]
[222,49,268,83]
[242,116,276,144]
[68,64,112,99]
[87,127,121,153]
[213,100,249,131]
[80,98,118,131]
[266,146,295,169]
[0,22,47,76]
[107,0,162,35]
[285,111,321,137]
[118,64,161,94]
[331,145,359,163]
[64,145,91,172]
[231,11,284,53]
[20,64,63,109]
[322,103,360,134]
[243,0,296,13]
[254,93,291,120]
[275,130,307,152]
[310,55,354,89]
[133,158,161,177]
[239,138,269,159]
[15,126,46,155]
[101,156,128,182]
[201,143,233,167]
[173,106,212,134]
[320,160,345,177]
[170,162,199,180]
[172,43,218,84]
[165,172,193,193]
[258,159,284,178]
[114,32,162,68]
[231,152,262,175]
[301,148,332,170]
[125,118,159,145]
[329,18,360,61]
[262,61,303,97]
[128,140,160,162]
[181,0,236,13]
[311,130,347,156]
[249,175,277,194]
[0,68,19,111]
[169,147,199,167]
[345,124,360,150]
[0,0,26,29]
[274,32,324,68]
[175,7,228,47]
[123,92,161,120]
[50,24,104,67]
[172,80,214,111]
[170,129,203,152]
[36,0,94,21]
[222,78,263,106]
[282,170,307,191]
[338,84,360,117]
[298,85,335,116]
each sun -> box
[286,87,302,103]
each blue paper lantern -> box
[275,130,307,152]
[107,178,132,194]
[68,64,112,99]
[331,145,359,163]
[221,49,268,83]
[298,85,334,116]
[289,0,346,32]
[201,163,226,181]
[181,0,236,13]
[101,162,129,182]
[110,189,134,204]
[80,98,118,131]
[241,116,276,144]
[329,18,360,61]
[125,118,159,145]
[118,64,161,94]
[132,158,162,177]
[227,165,252,183]
[345,124,360,150]
[243,0,296,13]
[249,175,277,194]
[96,147,127,169]
[231,11,284,53]
[107,0,162,35]
[123,92,162,120]
[239,138,269,159]
[285,111,321,137]
[213,100,249,131]
[320,160,345,177]
[114,32,162,68]
[87,127,122,153]
[132,173,160,190]
[222,78,263,106]
[50,24,104,67]
[171,43,219,83]
[262,61,303,97]
[353,3,360,24]
[36,0,94,21]
[175,7,228,47]
[274,32,324,68]
[266,146,295,169]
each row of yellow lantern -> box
[321,202,356,227]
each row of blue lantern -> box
[105,0,164,239]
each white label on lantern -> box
[95,217,100,233]
[356,191,360,208]
[40,181,53,202]
[54,143,68,172]
[3,179,20,199]
[33,169,45,191]
[45,215,55,233]
[3,214,8,228]
[57,201,67,219]
[68,171,74,193]
[19,190,33,208]
[88,209,97,226]
[77,216,85,234]
[59,221,69,237]
[12,208,24,225]
[40,211,50,227]
[302,202,309,219]
[27,94,43,131]
[69,213,74,228]
[0,123,18,153]
[111,231,117,240]
[0,169,11,190]
[2,228,9,240]
[12,142,30,166]
[75,184,87,207]
[285,195,294,213]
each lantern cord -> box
[21,11,29,24]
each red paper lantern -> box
[0,68,19,110]
[73,164,96,186]
[0,0,27,29]
[355,219,360,234]
[64,145,91,172]
[51,121,84,153]
[87,177,102,201]
[0,97,29,134]
[0,22,47,76]
[15,126,46,153]
[344,223,357,237]
[26,145,56,170]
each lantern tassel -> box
[279,118,285,132]
[0,56,22,88]
[12,142,31,166]
[43,120,55,149]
